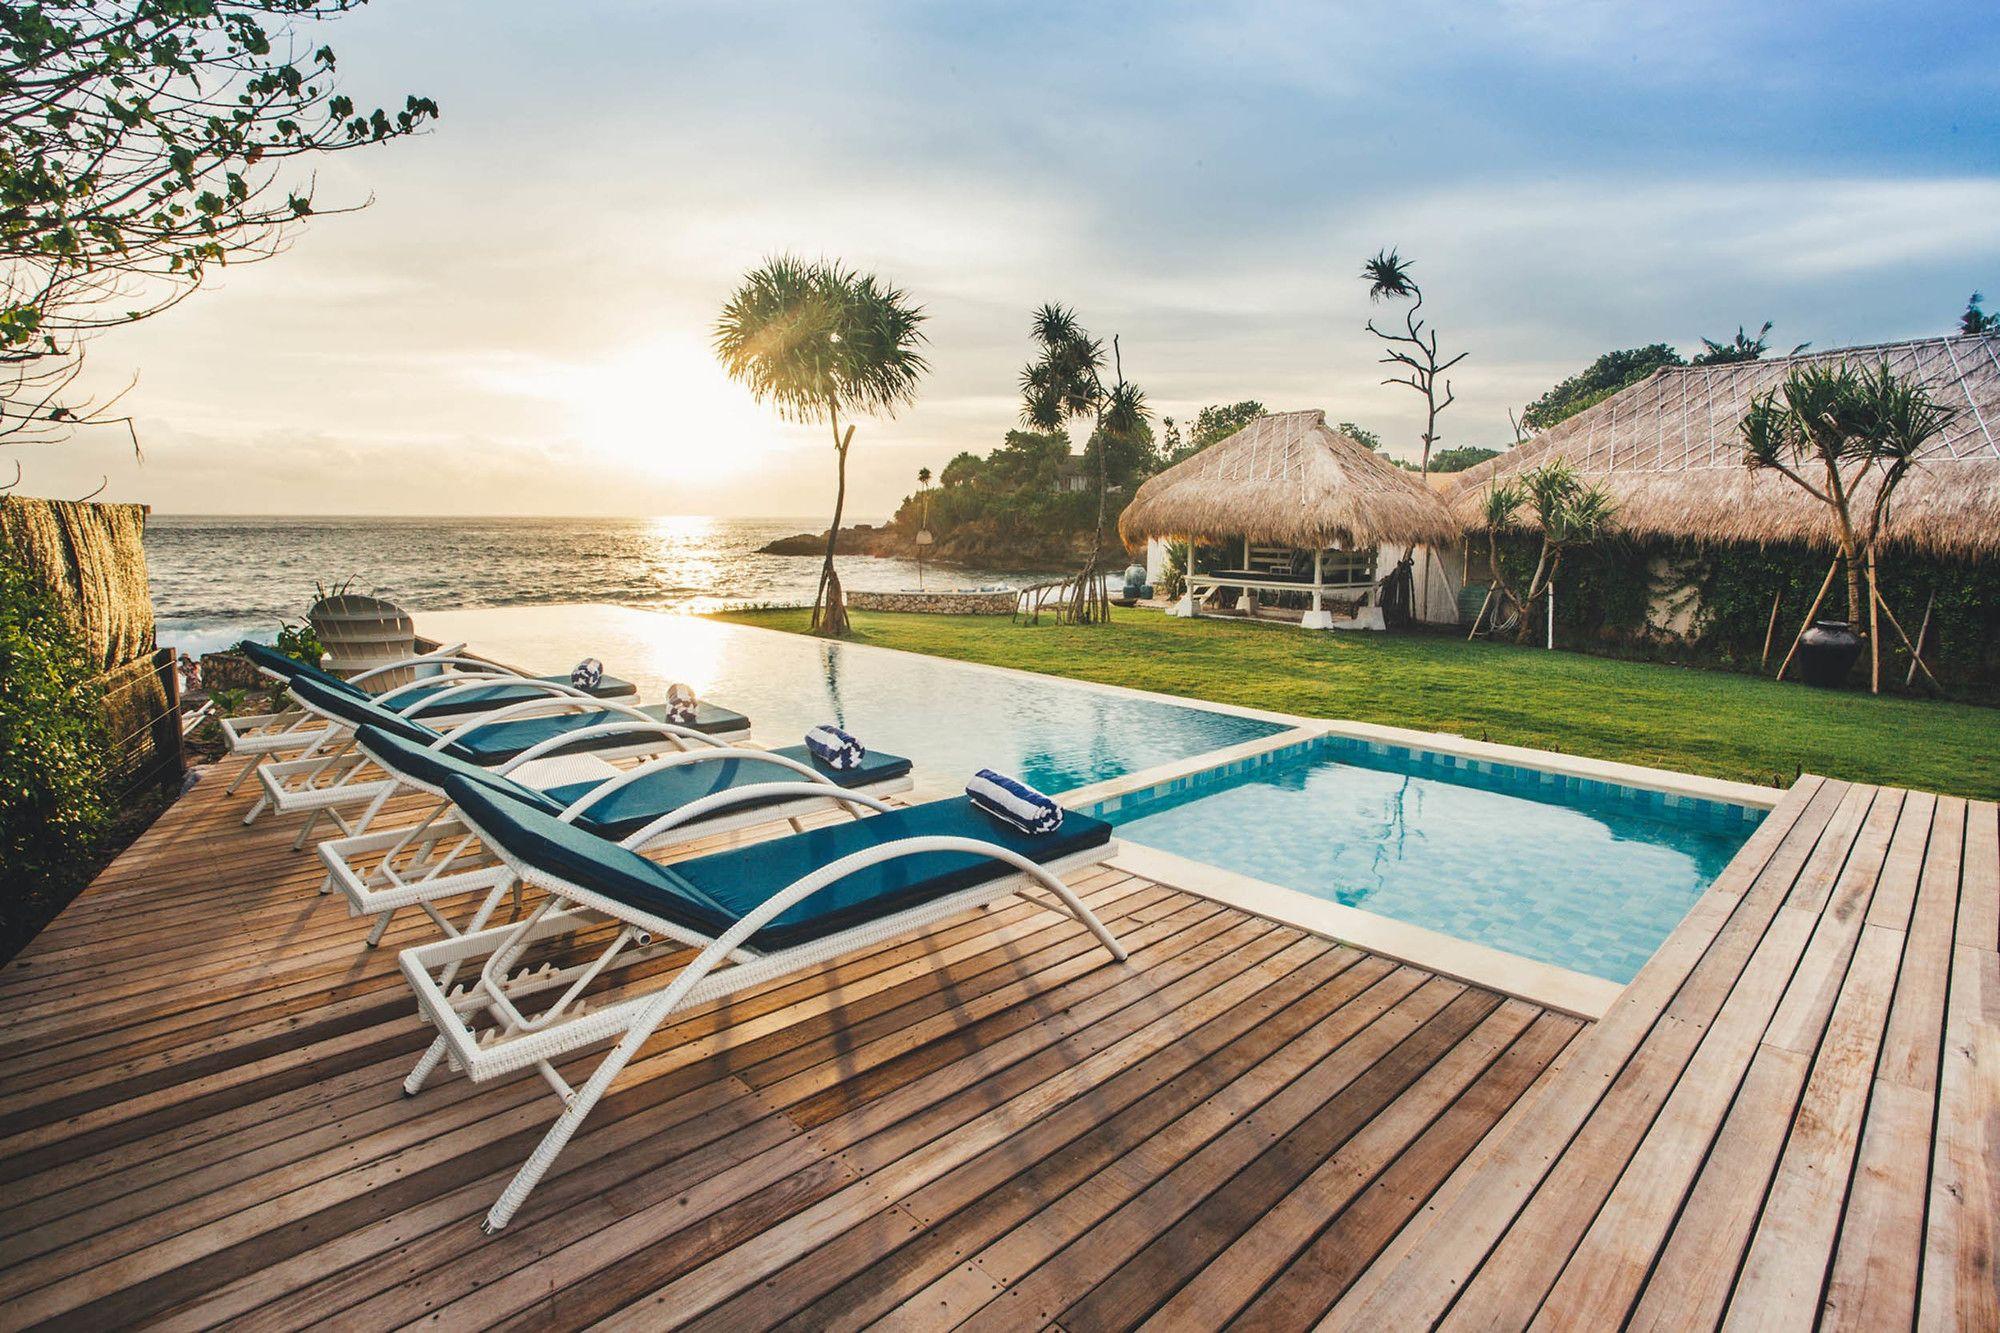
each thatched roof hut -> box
[1118,409,1461,550]
[1446,334,2000,560]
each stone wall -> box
[847,589,1019,615]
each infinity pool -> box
[420,604,1287,794]
[1092,736,1764,982]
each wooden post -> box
[1759,590,1783,671]
[1775,558,1841,683]
[1313,547,1323,617]
[1905,589,1935,688]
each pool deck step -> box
[0,768,1991,1329]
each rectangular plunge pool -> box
[1091,735,1766,983]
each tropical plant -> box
[1691,321,1808,366]
[714,255,929,636]
[1359,249,1465,477]
[0,551,111,961]
[1521,344,1685,431]
[1743,361,1956,690]
[1018,304,1149,625]
[274,620,323,666]
[0,1,438,464]
[1475,460,1618,645]
[1962,293,1999,336]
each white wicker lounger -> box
[397,778,1125,1233]
[319,728,915,946]
[250,688,728,848]
[216,642,476,793]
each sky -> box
[21,0,2000,518]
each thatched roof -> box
[1446,334,2000,560]
[1118,409,1461,550]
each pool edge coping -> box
[1108,841,1625,1021]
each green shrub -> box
[0,553,113,960]
[275,619,324,665]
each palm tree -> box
[713,256,928,636]
[1018,304,1148,625]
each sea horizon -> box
[144,512,1040,659]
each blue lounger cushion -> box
[290,678,750,765]
[538,745,914,839]
[243,639,637,712]
[352,724,568,815]
[355,727,908,840]
[444,776,1111,952]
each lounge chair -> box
[218,641,637,795]
[247,676,751,847]
[398,773,1125,1233]
[318,722,916,945]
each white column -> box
[1301,545,1335,630]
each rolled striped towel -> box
[665,683,699,725]
[804,724,865,770]
[967,769,1063,835]
[570,657,604,690]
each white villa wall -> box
[1380,542,1464,626]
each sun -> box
[559,333,795,484]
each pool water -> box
[1093,736,1764,983]
[419,604,1287,796]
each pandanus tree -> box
[714,256,928,636]
[1360,249,1465,478]
[1472,460,1617,646]
[1018,304,1148,625]
[1742,361,1956,691]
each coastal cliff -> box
[759,520,1094,571]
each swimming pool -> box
[1091,734,1764,983]
[419,604,1288,795]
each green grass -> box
[712,607,2000,800]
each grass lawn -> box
[714,607,2000,800]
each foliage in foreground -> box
[713,606,2000,800]
[1,0,438,453]
[0,553,112,959]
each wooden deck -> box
[0,768,1991,1330]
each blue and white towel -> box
[804,724,866,771]
[967,769,1064,836]
[665,682,699,725]
[570,657,603,690]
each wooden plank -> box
[1219,1012,1583,1331]
[1322,776,1847,1330]
[1822,792,1966,1329]
[1918,946,1998,1331]
[692,948,1394,1333]
[1528,785,1920,1328]
[1133,998,1545,1329]
[1727,922,1907,1317]
[1960,801,1998,952]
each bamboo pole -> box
[1775,558,1841,683]
[1467,585,1495,642]
[1760,590,1783,671]
[1866,552,1883,693]
[1905,590,1935,688]
[1872,581,1944,695]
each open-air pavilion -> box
[1119,409,1461,628]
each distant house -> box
[1424,334,2000,632]
[1055,454,1093,494]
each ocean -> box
[145,515,1047,658]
